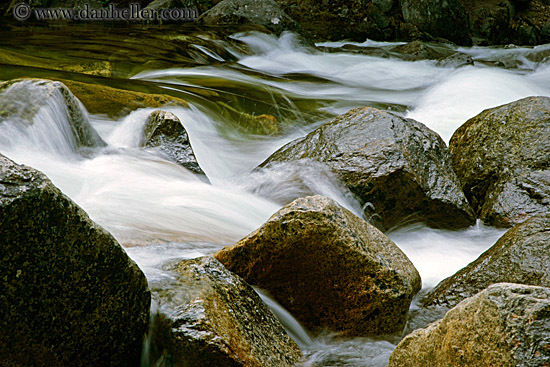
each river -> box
[1,27,549,366]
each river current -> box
[1,29,549,366]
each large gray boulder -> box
[142,110,205,176]
[400,0,470,44]
[0,154,150,366]
[262,107,475,231]
[200,0,303,36]
[215,195,421,336]
[423,213,550,308]
[0,78,106,152]
[449,96,550,227]
[388,283,550,367]
[150,256,302,367]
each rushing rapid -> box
[1,30,549,366]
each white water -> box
[2,30,548,366]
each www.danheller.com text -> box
[12,2,197,21]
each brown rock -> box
[215,195,421,336]
[388,283,550,367]
[150,256,302,367]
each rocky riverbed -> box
[1,3,550,366]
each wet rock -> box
[200,0,304,36]
[262,107,475,231]
[515,21,539,45]
[145,0,201,11]
[275,0,399,41]
[400,0,470,44]
[424,213,550,308]
[144,0,218,14]
[218,101,281,135]
[361,3,394,40]
[389,40,454,61]
[436,52,474,67]
[0,154,151,367]
[60,79,189,118]
[449,96,550,227]
[465,0,515,45]
[542,20,550,43]
[0,78,106,151]
[142,110,205,176]
[215,195,421,336]
[153,256,302,367]
[373,0,395,13]
[388,283,550,367]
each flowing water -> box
[1,26,550,366]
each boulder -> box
[261,107,475,231]
[463,0,515,45]
[400,0,471,44]
[388,283,550,367]
[542,20,550,43]
[149,256,302,367]
[0,78,106,151]
[215,195,421,336]
[0,154,151,366]
[147,0,227,14]
[142,110,205,176]
[389,40,452,61]
[424,213,550,308]
[200,0,303,36]
[436,52,474,68]
[449,96,550,227]
[275,0,398,41]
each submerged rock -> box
[400,0,470,44]
[423,213,550,308]
[0,154,150,367]
[200,0,303,36]
[388,283,550,367]
[0,78,106,151]
[60,79,189,118]
[436,52,474,67]
[449,96,550,227]
[215,195,421,336]
[262,107,475,231]
[142,110,205,176]
[389,40,452,60]
[152,256,302,367]
[465,0,515,46]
